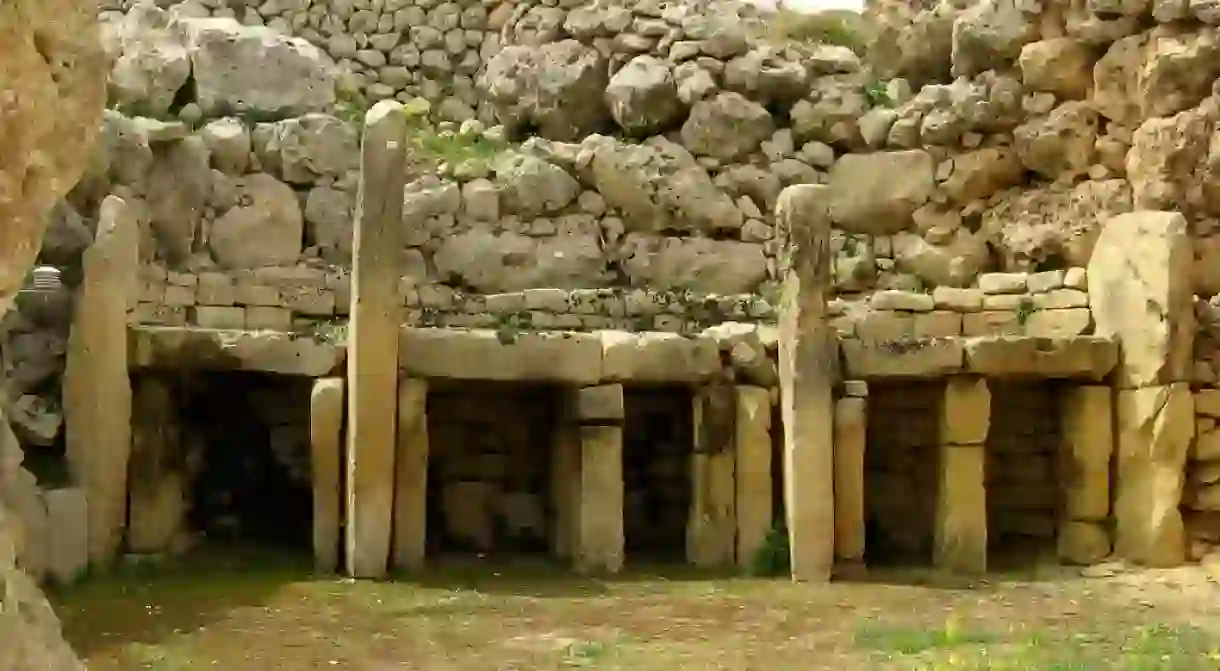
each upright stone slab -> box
[575,384,624,574]
[933,377,990,574]
[345,101,407,579]
[775,184,835,582]
[833,395,867,564]
[689,382,737,568]
[1115,383,1192,567]
[309,378,344,574]
[1061,386,1113,522]
[735,385,773,569]
[43,488,88,586]
[1088,211,1194,389]
[392,377,429,571]
[551,392,581,561]
[128,377,187,555]
[62,195,139,569]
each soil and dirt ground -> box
[52,547,1220,670]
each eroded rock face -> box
[478,40,610,141]
[1,0,105,668]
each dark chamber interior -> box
[424,381,559,558]
[177,372,314,551]
[623,386,694,562]
[863,381,942,567]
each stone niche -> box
[622,386,694,562]
[425,381,562,558]
[985,382,1065,567]
[128,372,315,556]
[863,381,943,567]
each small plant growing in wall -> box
[495,311,532,345]
[864,79,894,109]
[1015,296,1035,330]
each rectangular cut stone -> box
[914,311,962,338]
[193,305,246,329]
[1115,383,1193,567]
[982,294,1025,311]
[196,272,236,305]
[833,396,866,562]
[962,311,1020,336]
[43,488,88,586]
[736,386,773,569]
[1088,211,1194,388]
[978,272,1027,294]
[777,185,836,582]
[163,284,196,307]
[551,395,582,561]
[577,384,625,422]
[1061,386,1113,521]
[870,290,934,312]
[246,306,292,330]
[687,385,737,568]
[234,282,281,307]
[63,196,139,568]
[392,378,429,572]
[310,378,344,574]
[932,287,983,312]
[345,102,407,579]
[854,310,914,342]
[1025,308,1092,338]
[934,444,987,574]
[1033,289,1089,309]
[1027,270,1066,293]
[941,377,990,445]
[576,425,624,574]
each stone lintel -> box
[128,326,345,377]
[841,337,964,379]
[962,336,1118,380]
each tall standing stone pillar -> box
[309,378,344,574]
[775,184,835,582]
[392,377,429,571]
[833,385,867,566]
[688,382,737,568]
[345,101,407,579]
[1089,211,1194,567]
[1058,386,1114,565]
[735,385,772,569]
[63,195,139,569]
[551,391,581,561]
[934,377,990,574]
[574,384,624,574]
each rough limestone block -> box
[1058,520,1111,565]
[736,386,773,569]
[776,184,836,583]
[63,196,139,569]
[576,424,624,574]
[833,396,866,563]
[688,385,737,568]
[941,377,990,445]
[1088,211,1194,389]
[1115,383,1193,567]
[43,488,88,586]
[934,444,987,574]
[577,384,625,422]
[392,377,428,572]
[345,101,406,579]
[193,305,246,329]
[1061,386,1113,521]
[246,305,292,330]
[309,378,344,574]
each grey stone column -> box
[574,384,624,574]
[933,377,990,574]
[392,377,429,572]
[309,377,344,574]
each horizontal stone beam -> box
[840,335,1119,381]
[128,326,345,376]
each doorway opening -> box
[622,386,695,564]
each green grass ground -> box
[52,549,1220,670]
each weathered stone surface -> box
[604,55,682,136]
[180,17,337,117]
[681,92,775,161]
[130,326,345,376]
[209,174,304,269]
[1058,520,1111,565]
[309,378,344,574]
[128,377,187,555]
[776,184,835,582]
[1062,386,1114,522]
[575,386,624,574]
[600,331,720,384]
[833,395,866,563]
[108,3,191,116]
[551,396,581,561]
[345,102,406,579]
[1115,383,1193,567]
[934,444,987,574]
[1088,211,1194,388]
[688,385,737,569]
[42,489,87,587]
[842,338,965,378]
[736,386,772,569]
[392,378,429,572]
[828,151,935,235]
[941,377,990,445]
[63,196,139,569]
[478,40,610,141]
[400,328,602,384]
[962,336,1118,379]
